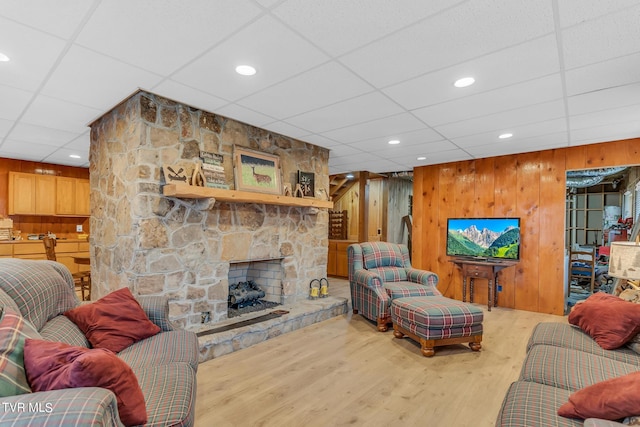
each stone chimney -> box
[89,90,330,328]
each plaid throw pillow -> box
[0,306,41,396]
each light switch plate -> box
[76,225,83,232]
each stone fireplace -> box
[227,258,284,317]
[89,90,331,329]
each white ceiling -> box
[1,0,639,174]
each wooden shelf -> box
[163,183,334,209]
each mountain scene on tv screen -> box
[448,225,519,259]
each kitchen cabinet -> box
[7,172,89,217]
[328,240,353,278]
[75,179,90,216]
[8,172,56,215]
[9,240,88,273]
[56,176,76,215]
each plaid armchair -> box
[348,242,441,331]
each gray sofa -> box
[495,321,638,427]
[0,258,199,426]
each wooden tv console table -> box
[450,259,518,311]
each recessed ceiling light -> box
[69,154,81,159]
[388,139,400,145]
[0,52,10,62]
[454,77,475,88]
[498,133,513,139]
[417,156,427,161]
[235,65,256,76]
[345,173,354,179]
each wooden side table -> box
[451,259,518,311]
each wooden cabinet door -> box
[75,179,90,216]
[8,172,36,214]
[35,175,56,215]
[56,176,76,215]
[336,242,351,278]
[327,241,337,276]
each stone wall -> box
[89,90,330,328]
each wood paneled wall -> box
[0,158,90,238]
[413,138,640,315]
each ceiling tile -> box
[172,15,329,101]
[434,100,566,139]
[557,0,640,28]
[322,113,427,144]
[384,35,560,111]
[412,149,473,166]
[0,17,67,91]
[450,118,567,149]
[568,82,640,116]
[340,0,554,87]
[0,118,14,138]
[0,85,33,121]
[254,0,281,8]
[41,45,164,110]
[327,144,366,158]
[0,0,93,39]
[152,79,229,113]
[345,128,446,153]
[261,121,310,139]
[237,62,372,119]
[272,0,460,56]
[7,123,79,147]
[42,146,90,167]
[297,134,341,148]
[382,140,458,159]
[215,104,276,128]
[286,92,403,133]
[465,134,569,158]
[570,104,640,131]
[0,139,58,160]
[76,0,262,75]
[562,5,640,70]
[565,53,640,97]
[414,75,564,128]
[21,95,102,133]
[570,119,640,145]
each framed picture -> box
[233,147,281,194]
[297,171,315,198]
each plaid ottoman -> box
[391,296,484,357]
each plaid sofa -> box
[495,322,639,426]
[348,242,441,331]
[0,258,199,426]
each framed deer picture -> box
[233,147,282,194]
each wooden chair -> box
[568,246,596,295]
[42,236,91,301]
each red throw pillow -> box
[24,339,147,426]
[64,287,160,353]
[568,293,640,350]
[558,371,640,420]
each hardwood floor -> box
[195,279,564,427]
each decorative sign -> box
[297,171,315,198]
[200,151,229,189]
[163,161,195,184]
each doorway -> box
[565,166,639,308]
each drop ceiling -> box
[1,0,639,175]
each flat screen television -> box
[446,218,521,261]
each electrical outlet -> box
[76,225,83,232]
[201,311,211,324]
